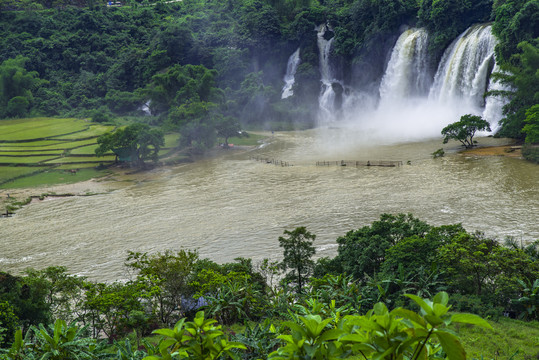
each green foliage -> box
[82,281,146,341]
[125,250,200,326]
[437,232,539,304]
[269,291,493,360]
[513,278,539,321]
[522,143,539,163]
[493,40,539,139]
[215,116,245,147]
[147,64,220,115]
[419,0,492,56]
[23,266,85,324]
[0,272,50,334]
[144,311,246,360]
[279,227,316,294]
[232,319,280,360]
[0,302,18,348]
[522,101,539,144]
[330,213,431,280]
[95,123,164,165]
[492,0,539,63]
[441,114,491,148]
[29,319,96,360]
[432,148,445,158]
[0,56,44,118]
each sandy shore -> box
[461,144,523,158]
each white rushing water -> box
[482,63,510,131]
[429,24,497,107]
[345,23,503,137]
[282,48,301,99]
[379,28,430,104]
[317,23,337,124]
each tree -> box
[441,114,491,148]
[523,104,539,144]
[278,227,316,294]
[0,56,44,118]
[215,115,246,147]
[329,214,431,280]
[125,250,200,326]
[95,123,164,167]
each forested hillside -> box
[0,0,537,148]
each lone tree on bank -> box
[278,227,316,294]
[95,123,164,167]
[441,114,491,148]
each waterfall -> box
[429,24,497,107]
[140,100,151,116]
[317,23,337,124]
[482,63,510,130]
[379,28,430,104]
[281,48,301,99]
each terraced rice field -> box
[0,118,117,186]
[0,118,182,188]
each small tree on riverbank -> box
[442,114,491,148]
[95,123,164,167]
[279,227,316,294]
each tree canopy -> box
[441,114,491,148]
[95,123,164,166]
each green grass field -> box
[224,133,267,146]
[1,168,110,189]
[0,119,262,189]
[0,155,61,164]
[50,124,115,139]
[0,118,89,141]
[456,317,539,359]
[69,144,112,155]
[0,166,49,182]
[45,155,116,164]
[0,118,116,187]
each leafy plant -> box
[143,311,246,360]
[269,292,493,360]
[513,278,539,321]
[29,319,96,360]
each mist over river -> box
[1,130,538,281]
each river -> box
[1,129,538,281]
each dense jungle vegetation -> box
[0,214,538,359]
[0,0,538,159]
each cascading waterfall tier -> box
[379,28,430,104]
[281,48,301,99]
[317,23,337,124]
[429,24,497,107]
[482,63,510,130]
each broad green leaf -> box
[405,294,433,315]
[433,303,449,317]
[374,302,388,316]
[451,313,493,329]
[318,328,344,342]
[339,333,369,343]
[424,314,444,326]
[152,329,177,338]
[433,292,449,306]
[391,308,427,328]
[434,330,466,360]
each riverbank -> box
[461,144,523,158]
[0,132,272,213]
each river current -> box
[1,130,538,281]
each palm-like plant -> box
[29,319,96,360]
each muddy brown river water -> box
[1,130,538,281]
